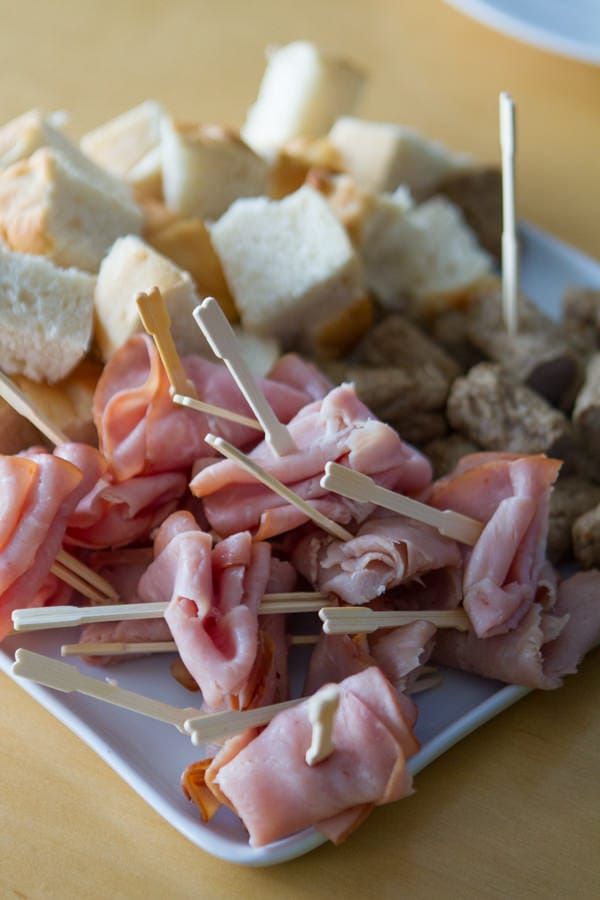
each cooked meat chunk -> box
[572,502,600,568]
[423,433,480,478]
[547,476,600,563]
[423,167,502,260]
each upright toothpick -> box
[305,684,340,766]
[194,298,297,456]
[500,91,519,336]
[136,287,198,397]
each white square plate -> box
[2,221,599,866]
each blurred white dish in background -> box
[445,0,600,65]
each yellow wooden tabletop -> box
[1,2,599,898]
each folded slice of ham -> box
[429,453,561,637]
[432,570,600,688]
[206,667,415,847]
[94,335,315,482]
[267,354,333,402]
[293,511,461,605]
[191,384,433,539]
[369,621,437,694]
[0,448,95,639]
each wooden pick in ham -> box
[305,684,340,766]
[0,369,68,445]
[11,649,200,732]
[500,91,519,336]
[205,434,353,542]
[183,698,302,746]
[62,633,320,657]
[319,606,471,635]
[172,393,262,431]
[194,298,297,456]
[321,462,483,546]
[12,593,330,632]
[136,287,198,397]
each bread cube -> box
[0,108,136,208]
[329,116,470,194]
[210,185,364,346]
[94,234,206,360]
[81,101,164,201]
[0,148,142,272]
[0,243,94,382]
[242,42,365,155]
[161,120,268,220]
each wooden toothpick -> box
[500,91,519,336]
[172,393,262,431]
[321,462,483,546]
[318,606,471,635]
[62,632,322,658]
[194,298,297,456]
[0,370,69,445]
[205,434,353,542]
[305,684,340,766]
[136,287,198,397]
[183,698,302,746]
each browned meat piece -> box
[355,314,461,384]
[423,433,480,478]
[467,288,577,406]
[573,354,600,479]
[547,476,600,563]
[321,361,448,445]
[422,167,502,260]
[429,308,483,372]
[447,362,576,462]
[563,287,600,359]
[572,503,600,568]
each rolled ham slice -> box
[94,335,316,481]
[191,384,433,540]
[432,570,600,688]
[205,668,416,847]
[292,511,461,605]
[429,452,561,637]
[369,621,437,694]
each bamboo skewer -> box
[55,550,118,602]
[321,462,483,546]
[500,91,519,336]
[305,685,340,766]
[172,393,262,431]
[11,649,200,732]
[409,673,443,695]
[0,370,69,445]
[319,607,471,635]
[49,562,115,606]
[12,593,330,632]
[136,288,198,397]
[183,698,302,746]
[194,298,297,456]
[205,434,353,542]
[61,632,322,658]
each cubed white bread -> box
[0,109,137,209]
[161,120,268,221]
[81,101,164,200]
[329,117,471,195]
[360,196,492,309]
[94,234,207,360]
[0,148,143,272]
[13,357,102,445]
[210,185,364,346]
[0,243,94,382]
[242,41,366,156]
[232,328,280,378]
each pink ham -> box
[369,621,437,694]
[293,511,461,605]
[0,450,90,639]
[94,335,312,481]
[433,570,600,688]
[429,453,561,637]
[191,384,433,539]
[268,353,332,401]
[138,512,272,710]
[208,668,415,847]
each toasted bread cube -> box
[94,235,206,360]
[0,148,142,272]
[242,42,365,155]
[161,120,268,221]
[144,212,237,321]
[0,109,136,207]
[210,185,364,346]
[81,101,164,201]
[329,117,470,194]
[0,243,94,382]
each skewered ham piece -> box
[191,384,433,539]
[292,510,461,605]
[94,335,319,482]
[196,668,416,846]
[0,446,103,638]
[433,570,600,689]
[429,452,561,637]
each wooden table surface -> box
[1,2,599,898]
